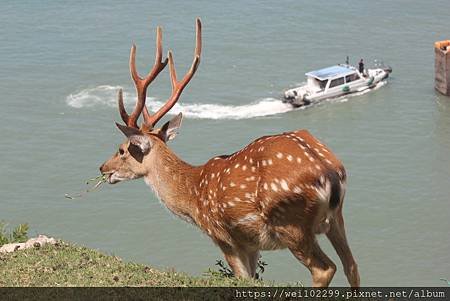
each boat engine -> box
[284,89,309,100]
[284,90,299,101]
[283,89,311,107]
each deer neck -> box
[143,141,200,222]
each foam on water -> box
[66,85,294,119]
[66,85,126,108]
[162,99,294,120]
[66,81,387,119]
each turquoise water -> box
[1,0,450,286]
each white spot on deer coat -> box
[271,183,278,192]
[280,179,289,191]
[293,186,302,194]
[316,180,331,203]
[236,213,259,225]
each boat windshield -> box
[307,77,328,91]
[318,79,328,89]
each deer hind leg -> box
[289,238,336,287]
[326,209,360,288]
[219,244,252,278]
[248,250,260,278]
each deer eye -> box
[119,148,125,155]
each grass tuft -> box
[0,222,29,247]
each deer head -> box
[100,19,201,184]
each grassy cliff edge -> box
[0,241,269,287]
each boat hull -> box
[283,67,391,107]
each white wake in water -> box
[66,85,123,108]
[161,99,294,120]
[66,85,294,120]
[65,81,387,120]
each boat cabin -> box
[305,65,362,92]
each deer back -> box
[193,129,346,249]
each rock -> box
[0,235,57,253]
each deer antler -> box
[118,25,168,128]
[141,18,202,129]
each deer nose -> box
[99,163,105,174]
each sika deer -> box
[99,19,359,287]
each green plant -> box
[255,258,268,280]
[0,223,7,246]
[214,260,234,278]
[65,174,108,199]
[210,257,268,280]
[0,222,29,247]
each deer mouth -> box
[100,171,119,184]
[108,172,121,184]
[107,172,132,184]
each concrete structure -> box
[435,40,450,96]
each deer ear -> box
[115,123,151,154]
[115,122,142,138]
[128,135,151,154]
[159,113,183,142]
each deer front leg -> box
[289,238,337,287]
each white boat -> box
[283,63,392,107]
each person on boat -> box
[359,59,365,76]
